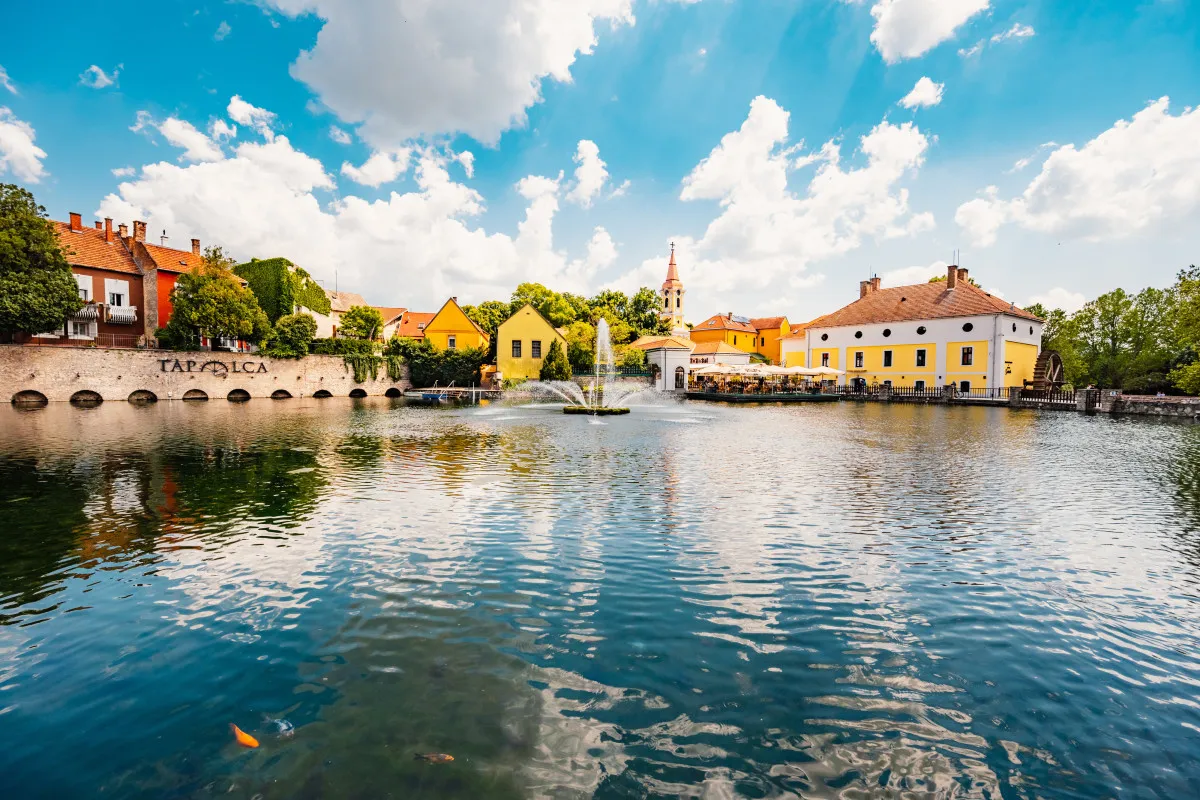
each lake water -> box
[2,398,1199,798]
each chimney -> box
[871,276,881,292]
[118,223,129,239]
[104,218,113,243]
[133,220,147,243]
[946,264,958,288]
[860,280,872,299]
[191,238,200,256]
[94,221,102,230]
[69,212,82,232]
[451,296,457,303]
[957,267,969,285]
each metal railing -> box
[952,387,1013,401]
[105,305,139,325]
[1018,388,1077,405]
[18,332,150,349]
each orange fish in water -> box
[414,753,454,763]
[231,723,260,748]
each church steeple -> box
[660,242,686,335]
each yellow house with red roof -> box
[424,297,489,351]
[689,313,759,354]
[749,316,790,365]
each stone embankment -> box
[1,345,409,404]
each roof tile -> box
[813,281,1042,329]
[53,222,140,275]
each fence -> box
[1017,388,1078,406]
[19,333,150,349]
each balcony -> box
[105,305,138,325]
[72,303,100,321]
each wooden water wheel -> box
[1027,350,1065,390]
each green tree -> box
[234,257,330,322]
[0,183,82,335]
[263,312,317,358]
[510,282,578,327]
[589,289,629,321]
[618,346,647,369]
[538,338,572,380]
[1069,287,1175,391]
[929,274,981,287]
[463,299,511,360]
[160,248,270,348]
[339,304,384,340]
[628,287,670,335]
[564,320,596,373]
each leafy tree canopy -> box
[263,312,317,359]
[339,304,384,340]
[160,247,270,348]
[234,257,330,322]
[538,338,572,381]
[0,183,82,334]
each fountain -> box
[523,319,653,415]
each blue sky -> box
[1,0,1198,320]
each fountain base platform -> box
[563,406,630,416]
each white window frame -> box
[104,277,129,307]
[915,348,926,367]
[511,339,522,358]
[75,274,92,302]
[531,340,542,359]
[961,346,974,366]
[69,320,96,340]
[821,353,829,367]
[854,351,864,368]
[448,335,457,350]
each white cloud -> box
[1009,141,1057,172]
[454,150,475,179]
[340,148,412,187]
[957,97,1200,246]
[1027,287,1086,314]
[133,111,225,163]
[328,125,352,145]
[0,66,16,95]
[228,95,277,140]
[958,40,984,58]
[898,76,944,109]
[882,260,948,286]
[866,0,990,63]
[257,0,638,146]
[0,107,48,183]
[215,21,232,41]
[609,179,630,199]
[97,102,622,309]
[111,166,136,178]
[80,64,121,89]
[992,23,1035,43]
[611,96,933,306]
[565,139,609,207]
[209,119,237,142]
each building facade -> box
[424,297,489,351]
[690,313,759,354]
[749,316,790,365]
[659,243,686,335]
[781,266,1043,390]
[496,303,568,382]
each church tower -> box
[660,242,687,335]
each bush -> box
[263,313,317,359]
[311,337,377,356]
[618,347,646,369]
[339,305,384,340]
[539,339,572,380]
[155,325,201,351]
[389,337,487,387]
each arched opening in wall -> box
[128,390,158,404]
[70,390,103,407]
[349,388,368,398]
[227,389,251,403]
[11,390,48,407]
[312,390,333,399]
[674,366,686,390]
[384,387,403,398]
[182,389,209,401]
[271,389,293,400]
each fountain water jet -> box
[522,319,648,415]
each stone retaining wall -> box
[1101,393,1200,420]
[1,345,409,403]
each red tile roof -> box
[691,341,743,355]
[376,307,407,324]
[695,314,757,334]
[140,241,204,273]
[395,312,436,338]
[814,281,1042,328]
[749,316,786,331]
[781,316,831,340]
[52,222,140,275]
[327,290,368,313]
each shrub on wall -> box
[388,337,487,387]
[263,313,317,359]
[311,338,376,356]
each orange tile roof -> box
[691,341,743,355]
[630,334,694,351]
[395,311,436,338]
[695,314,757,334]
[814,280,1041,328]
[53,222,140,275]
[781,315,831,340]
[140,241,204,273]
[327,290,368,313]
[749,316,786,331]
[375,306,407,324]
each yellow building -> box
[749,316,790,365]
[424,297,489,351]
[780,267,1044,390]
[496,303,568,382]
[690,313,759,354]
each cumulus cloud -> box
[257,0,638,145]
[565,139,609,207]
[111,166,136,178]
[865,0,990,63]
[899,77,944,109]
[883,260,949,286]
[209,119,237,142]
[0,66,16,95]
[610,96,933,306]
[992,23,1035,43]
[215,21,232,41]
[80,64,121,89]
[328,125,352,145]
[1027,287,1086,314]
[96,102,619,309]
[0,107,48,183]
[454,150,475,179]
[956,97,1200,246]
[340,148,412,187]
[228,95,277,140]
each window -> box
[959,380,971,393]
[914,380,926,392]
[916,326,927,335]
[883,350,893,367]
[962,322,974,332]
[664,295,670,309]
[882,328,891,338]
[676,290,681,309]
[79,286,90,301]
[915,349,926,367]
[511,340,522,358]
[69,320,95,339]
[674,366,685,389]
[821,353,829,367]
[821,333,828,341]
[854,331,863,339]
[531,340,542,359]
[104,278,128,307]
[854,351,864,368]
[75,274,91,302]
[882,380,892,389]
[961,346,974,366]
[448,335,457,349]
[109,291,124,306]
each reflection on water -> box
[2,399,1200,798]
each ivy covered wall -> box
[234,257,332,322]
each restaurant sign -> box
[159,358,268,375]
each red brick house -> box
[123,220,205,340]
